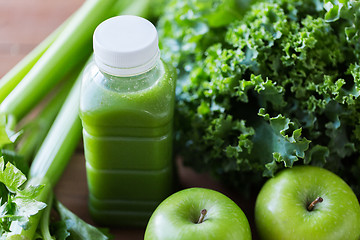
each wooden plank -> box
[0,0,84,77]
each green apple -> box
[144,187,252,240]
[255,165,360,240]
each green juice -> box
[79,16,176,226]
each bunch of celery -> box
[0,0,135,239]
[0,0,169,238]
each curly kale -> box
[157,0,256,79]
[159,0,360,196]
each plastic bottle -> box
[79,15,175,227]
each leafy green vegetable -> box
[161,0,360,195]
[0,73,108,239]
[52,200,111,240]
[0,157,46,238]
[157,0,255,80]
[324,0,360,37]
[39,194,111,240]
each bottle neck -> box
[94,48,160,77]
[94,59,163,93]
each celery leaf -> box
[0,158,26,193]
[0,157,46,236]
[54,200,112,240]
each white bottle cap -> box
[93,15,160,76]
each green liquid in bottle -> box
[79,16,176,227]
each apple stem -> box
[307,197,323,211]
[197,209,207,224]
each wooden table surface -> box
[0,1,257,239]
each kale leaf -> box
[160,0,360,195]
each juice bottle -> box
[79,15,176,227]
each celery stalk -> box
[17,74,76,166]
[0,0,162,238]
[121,0,151,17]
[29,76,82,188]
[0,17,70,104]
[0,0,118,123]
[40,192,54,240]
[8,72,82,240]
